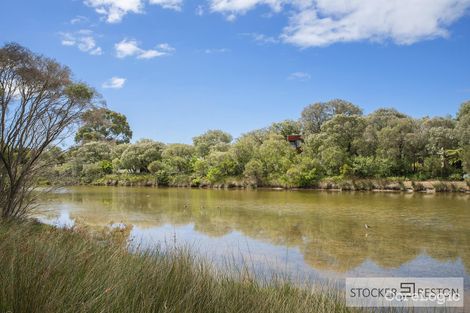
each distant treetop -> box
[75,108,132,144]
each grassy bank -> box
[0,221,359,313]
[85,173,470,193]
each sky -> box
[1,0,470,144]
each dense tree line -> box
[51,99,470,187]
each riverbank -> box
[0,221,358,313]
[84,174,470,193]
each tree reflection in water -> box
[37,187,470,289]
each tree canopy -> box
[193,130,233,157]
[57,99,470,187]
[75,108,132,144]
[300,99,363,135]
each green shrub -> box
[448,173,463,181]
[351,156,376,178]
[191,177,201,187]
[148,160,162,174]
[112,158,122,173]
[374,158,394,178]
[243,159,264,185]
[423,156,442,178]
[285,158,321,187]
[156,170,170,186]
[81,162,104,183]
[339,164,353,177]
[99,160,113,174]
[206,167,223,184]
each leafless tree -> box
[0,43,96,219]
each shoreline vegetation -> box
[60,174,470,193]
[0,221,360,313]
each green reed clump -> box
[411,181,426,192]
[0,221,363,313]
[432,181,449,192]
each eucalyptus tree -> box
[456,101,470,173]
[161,143,195,174]
[192,129,232,157]
[367,108,408,130]
[300,99,362,134]
[423,117,458,154]
[0,43,96,218]
[75,108,132,144]
[361,108,408,156]
[255,133,296,183]
[205,150,237,183]
[230,133,262,176]
[120,139,165,173]
[311,114,367,175]
[70,141,113,180]
[376,117,418,175]
[269,119,301,137]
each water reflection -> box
[37,209,75,229]
[37,187,470,289]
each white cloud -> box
[283,0,470,47]
[115,39,142,57]
[85,0,143,23]
[115,39,174,59]
[84,0,183,23]
[138,50,166,59]
[209,0,470,47]
[226,13,237,21]
[288,72,311,81]
[60,30,103,55]
[70,15,89,24]
[209,0,284,17]
[102,77,126,89]
[241,32,279,44]
[208,0,313,20]
[149,0,182,11]
[204,48,230,53]
[158,43,176,52]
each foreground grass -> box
[0,221,360,313]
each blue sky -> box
[1,0,470,143]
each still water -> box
[38,187,470,289]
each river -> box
[37,186,470,293]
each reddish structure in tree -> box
[287,135,303,152]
